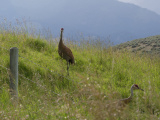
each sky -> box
[118,0,160,15]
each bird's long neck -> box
[128,86,134,99]
[59,31,63,45]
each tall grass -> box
[0,19,160,120]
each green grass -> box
[0,22,160,120]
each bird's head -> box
[132,84,144,91]
[61,28,64,32]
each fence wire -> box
[0,63,61,96]
[18,74,61,96]
[18,54,77,95]
[0,64,9,70]
[18,54,75,82]
[0,46,10,52]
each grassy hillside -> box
[114,35,160,57]
[0,29,160,119]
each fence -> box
[9,47,18,99]
[0,46,76,101]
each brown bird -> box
[106,84,144,108]
[58,28,75,75]
[118,84,144,106]
[105,84,144,117]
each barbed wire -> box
[0,46,10,52]
[0,64,10,70]
[18,54,75,82]
[0,63,62,96]
[18,73,61,96]
[19,55,78,95]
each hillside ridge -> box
[114,35,160,56]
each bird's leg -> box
[67,61,69,76]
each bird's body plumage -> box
[58,40,74,64]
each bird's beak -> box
[139,88,144,91]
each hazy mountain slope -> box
[113,35,160,56]
[40,0,160,44]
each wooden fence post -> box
[10,47,18,99]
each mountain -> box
[113,35,160,56]
[1,0,160,44]
[39,0,160,44]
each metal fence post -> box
[10,47,18,99]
